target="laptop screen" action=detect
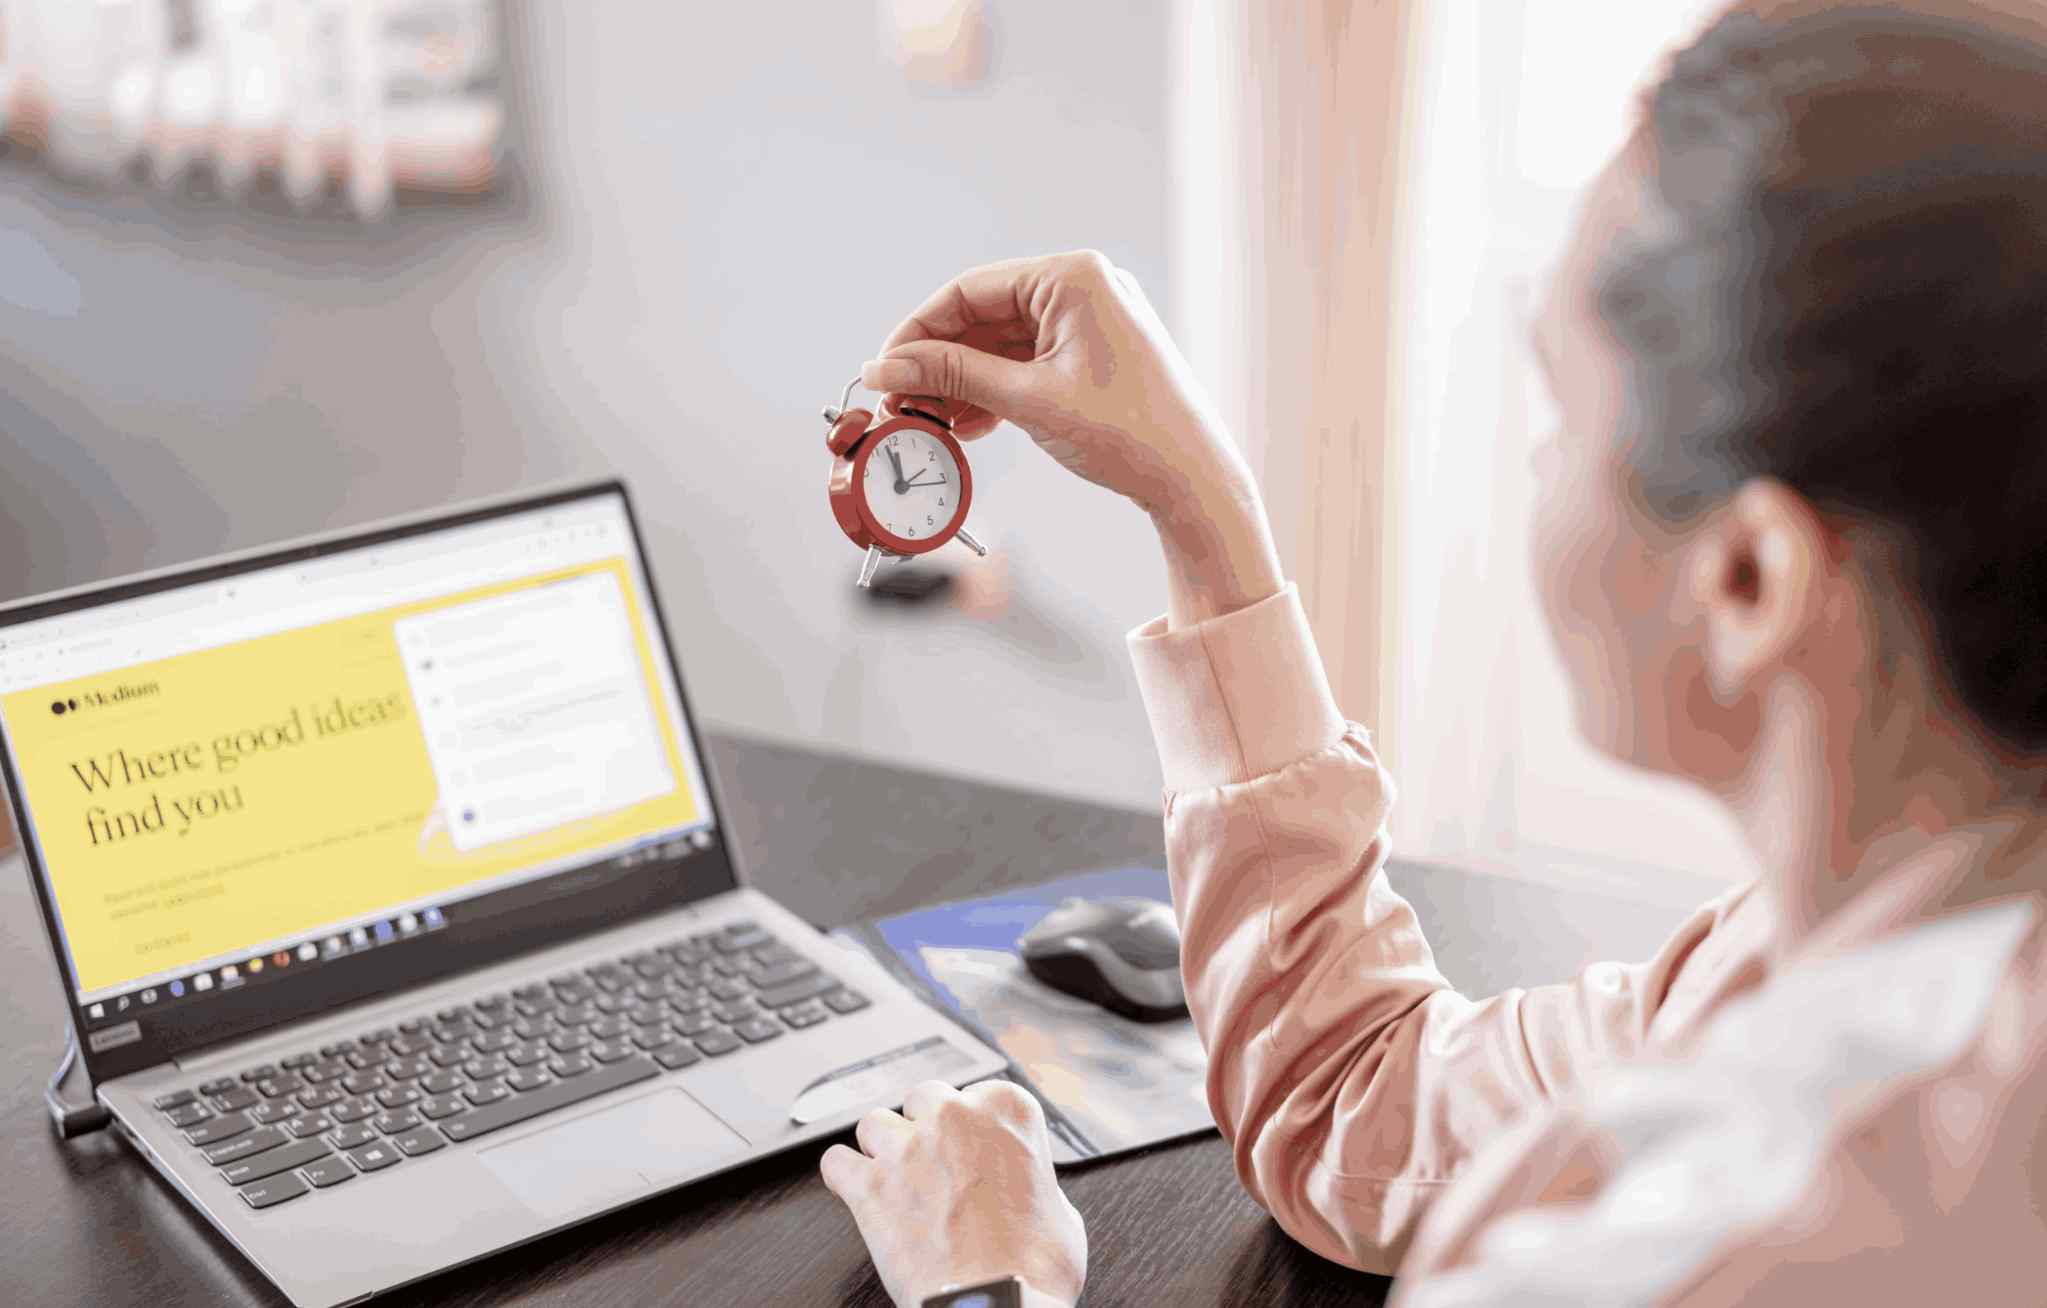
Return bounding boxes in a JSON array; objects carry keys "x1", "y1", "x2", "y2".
[{"x1": 0, "y1": 485, "x2": 735, "y2": 1072}]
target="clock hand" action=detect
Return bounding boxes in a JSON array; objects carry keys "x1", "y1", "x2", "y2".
[
  {"x1": 900, "y1": 474, "x2": 947, "y2": 489},
  {"x1": 886, "y1": 447, "x2": 907, "y2": 493}
]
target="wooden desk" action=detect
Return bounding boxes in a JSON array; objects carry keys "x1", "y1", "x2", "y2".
[{"x1": 0, "y1": 732, "x2": 1698, "y2": 1306}]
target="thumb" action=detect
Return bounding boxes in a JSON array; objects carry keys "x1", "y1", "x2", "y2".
[{"x1": 862, "y1": 340, "x2": 1041, "y2": 425}]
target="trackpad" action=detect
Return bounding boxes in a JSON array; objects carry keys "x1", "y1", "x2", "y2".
[{"x1": 478, "y1": 1088, "x2": 748, "y2": 1221}]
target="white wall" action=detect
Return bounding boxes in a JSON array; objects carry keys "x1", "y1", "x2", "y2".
[{"x1": 0, "y1": 5, "x2": 1178, "y2": 812}]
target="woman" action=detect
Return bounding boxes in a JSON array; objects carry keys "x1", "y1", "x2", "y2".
[{"x1": 815, "y1": 1, "x2": 2047, "y2": 1303}]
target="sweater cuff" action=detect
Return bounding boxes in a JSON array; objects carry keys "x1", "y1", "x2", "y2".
[{"x1": 1126, "y1": 584, "x2": 1347, "y2": 792}]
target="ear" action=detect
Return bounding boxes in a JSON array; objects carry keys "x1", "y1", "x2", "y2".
[{"x1": 1691, "y1": 479, "x2": 1830, "y2": 702}]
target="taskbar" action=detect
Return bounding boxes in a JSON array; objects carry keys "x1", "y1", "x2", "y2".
[{"x1": 77, "y1": 825, "x2": 718, "y2": 1027}]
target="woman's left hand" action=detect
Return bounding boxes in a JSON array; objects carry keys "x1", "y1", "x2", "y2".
[{"x1": 820, "y1": 1078, "x2": 1086, "y2": 1308}]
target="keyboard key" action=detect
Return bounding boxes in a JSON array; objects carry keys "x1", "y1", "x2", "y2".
[
  {"x1": 165, "y1": 1102, "x2": 214, "y2": 1129},
  {"x1": 421, "y1": 1070, "x2": 463, "y2": 1095},
  {"x1": 435, "y1": 1007, "x2": 465, "y2": 1024},
  {"x1": 505, "y1": 1043, "x2": 550, "y2": 1068},
  {"x1": 549, "y1": 1055, "x2": 593, "y2": 1078},
  {"x1": 344, "y1": 1050, "x2": 381, "y2": 1071},
  {"x1": 693, "y1": 1030, "x2": 742, "y2": 1057},
  {"x1": 341, "y1": 1071, "x2": 385, "y2": 1095},
  {"x1": 211, "y1": 1087, "x2": 260, "y2": 1113},
  {"x1": 472, "y1": 1030, "x2": 516, "y2": 1054},
  {"x1": 186, "y1": 1112, "x2": 255, "y2": 1146},
  {"x1": 301, "y1": 1061, "x2": 348, "y2": 1084},
  {"x1": 250, "y1": 1101, "x2": 295, "y2": 1126},
  {"x1": 714, "y1": 927, "x2": 772, "y2": 953},
  {"x1": 199, "y1": 1076, "x2": 239, "y2": 1096},
  {"x1": 712, "y1": 1001, "x2": 758, "y2": 1025},
  {"x1": 440, "y1": 1056, "x2": 659, "y2": 1144},
  {"x1": 505, "y1": 1067, "x2": 552, "y2": 1093},
  {"x1": 555, "y1": 1005, "x2": 598, "y2": 1028},
  {"x1": 329, "y1": 1098, "x2": 376, "y2": 1124},
  {"x1": 392, "y1": 1126, "x2": 446, "y2": 1157},
  {"x1": 204, "y1": 1126, "x2": 289, "y2": 1166},
  {"x1": 385, "y1": 1056, "x2": 434, "y2": 1081},
  {"x1": 631, "y1": 1026, "x2": 678, "y2": 1051},
  {"x1": 280, "y1": 1052, "x2": 317, "y2": 1071},
  {"x1": 708, "y1": 978, "x2": 748, "y2": 1001},
  {"x1": 784, "y1": 1005, "x2": 829, "y2": 1030},
  {"x1": 397, "y1": 1018, "x2": 427, "y2": 1034},
  {"x1": 589, "y1": 1016, "x2": 632, "y2": 1039},
  {"x1": 823, "y1": 989, "x2": 871, "y2": 1014},
  {"x1": 255, "y1": 1075, "x2": 304, "y2": 1099},
  {"x1": 348, "y1": 1142, "x2": 402, "y2": 1172},
  {"x1": 297, "y1": 1087, "x2": 345, "y2": 1110},
  {"x1": 428, "y1": 1044, "x2": 468, "y2": 1068},
  {"x1": 750, "y1": 958, "x2": 819, "y2": 989},
  {"x1": 328, "y1": 1124, "x2": 379, "y2": 1151},
  {"x1": 221, "y1": 1137, "x2": 331, "y2": 1186},
  {"x1": 418, "y1": 1095, "x2": 468, "y2": 1121},
  {"x1": 464, "y1": 1081, "x2": 512, "y2": 1107},
  {"x1": 589, "y1": 1039, "x2": 635, "y2": 1064},
  {"x1": 512, "y1": 983, "x2": 549, "y2": 1001},
  {"x1": 546, "y1": 1030, "x2": 591, "y2": 1054},
  {"x1": 676, "y1": 1013, "x2": 718, "y2": 1037},
  {"x1": 239, "y1": 1173, "x2": 310, "y2": 1210},
  {"x1": 283, "y1": 1113, "x2": 334, "y2": 1139},
  {"x1": 299, "y1": 1155, "x2": 356, "y2": 1188},
  {"x1": 362, "y1": 1026, "x2": 397, "y2": 1045},
  {"x1": 461, "y1": 1057, "x2": 509, "y2": 1081},
  {"x1": 371, "y1": 1109, "x2": 421, "y2": 1135},
  {"x1": 653, "y1": 1044, "x2": 702, "y2": 1071},
  {"x1": 755, "y1": 973, "x2": 839, "y2": 1010},
  {"x1": 154, "y1": 1089, "x2": 197, "y2": 1112},
  {"x1": 734, "y1": 1017, "x2": 783, "y2": 1044},
  {"x1": 389, "y1": 1034, "x2": 433, "y2": 1056},
  {"x1": 239, "y1": 1064, "x2": 280, "y2": 1083},
  {"x1": 376, "y1": 1085, "x2": 422, "y2": 1109},
  {"x1": 319, "y1": 1041, "x2": 356, "y2": 1058}
]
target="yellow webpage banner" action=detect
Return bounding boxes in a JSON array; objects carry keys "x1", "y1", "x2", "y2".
[{"x1": 5, "y1": 558, "x2": 700, "y2": 994}]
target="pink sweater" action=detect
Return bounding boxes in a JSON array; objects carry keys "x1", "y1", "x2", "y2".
[{"x1": 1127, "y1": 585, "x2": 2047, "y2": 1305}]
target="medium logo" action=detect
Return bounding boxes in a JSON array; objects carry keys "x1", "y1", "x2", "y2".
[{"x1": 51, "y1": 680, "x2": 160, "y2": 716}]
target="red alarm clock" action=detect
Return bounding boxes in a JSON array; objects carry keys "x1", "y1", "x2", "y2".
[{"x1": 822, "y1": 376, "x2": 989, "y2": 587}]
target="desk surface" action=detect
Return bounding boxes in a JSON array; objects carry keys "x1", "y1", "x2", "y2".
[{"x1": 0, "y1": 732, "x2": 1701, "y2": 1307}]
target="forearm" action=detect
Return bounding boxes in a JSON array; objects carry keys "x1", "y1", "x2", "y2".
[
  {"x1": 1021, "y1": 1283, "x2": 1073, "y2": 1308},
  {"x1": 1149, "y1": 458, "x2": 1286, "y2": 631}
]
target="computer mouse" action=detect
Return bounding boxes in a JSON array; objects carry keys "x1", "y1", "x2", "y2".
[{"x1": 1018, "y1": 895, "x2": 1188, "y2": 1022}]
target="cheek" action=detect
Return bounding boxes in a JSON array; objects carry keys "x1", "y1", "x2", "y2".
[{"x1": 1530, "y1": 461, "x2": 1671, "y2": 760}]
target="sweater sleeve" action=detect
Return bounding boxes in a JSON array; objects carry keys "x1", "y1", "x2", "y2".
[{"x1": 1128, "y1": 584, "x2": 1748, "y2": 1275}]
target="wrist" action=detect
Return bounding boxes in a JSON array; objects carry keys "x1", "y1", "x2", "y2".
[{"x1": 1151, "y1": 477, "x2": 1284, "y2": 629}]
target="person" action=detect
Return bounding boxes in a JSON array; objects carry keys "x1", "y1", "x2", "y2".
[{"x1": 813, "y1": 1, "x2": 2047, "y2": 1303}]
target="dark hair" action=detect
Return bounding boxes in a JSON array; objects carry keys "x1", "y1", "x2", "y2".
[{"x1": 1598, "y1": 0, "x2": 2047, "y2": 754}]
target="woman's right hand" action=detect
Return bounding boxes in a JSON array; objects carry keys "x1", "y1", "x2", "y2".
[{"x1": 861, "y1": 251, "x2": 1285, "y2": 625}]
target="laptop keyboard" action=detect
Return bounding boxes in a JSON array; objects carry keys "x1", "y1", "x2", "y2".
[{"x1": 146, "y1": 921, "x2": 870, "y2": 1211}]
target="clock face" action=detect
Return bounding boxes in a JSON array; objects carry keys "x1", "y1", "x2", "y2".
[{"x1": 860, "y1": 425, "x2": 963, "y2": 546}]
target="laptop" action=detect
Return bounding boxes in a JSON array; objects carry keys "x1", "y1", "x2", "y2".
[{"x1": 0, "y1": 480, "x2": 1007, "y2": 1307}]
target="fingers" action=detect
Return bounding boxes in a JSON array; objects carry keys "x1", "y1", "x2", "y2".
[
  {"x1": 818, "y1": 1142, "x2": 870, "y2": 1199},
  {"x1": 962, "y1": 1079, "x2": 1048, "y2": 1149},
  {"x1": 855, "y1": 1106, "x2": 914, "y2": 1160},
  {"x1": 875, "y1": 255, "x2": 1051, "y2": 356},
  {"x1": 861, "y1": 341, "x2": 1040, "y2": 427},
  {"x1": 901, "y1": 1078, "x2": 958, "y2": 1122}
]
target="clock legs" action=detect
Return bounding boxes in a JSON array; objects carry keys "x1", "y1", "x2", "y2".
[
  {"x1": 856, "y1": 544, "x2": 886, "y2": 588},
  {"x1": 955, "y1": 527, "x2": 988, "y2": 557}
]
